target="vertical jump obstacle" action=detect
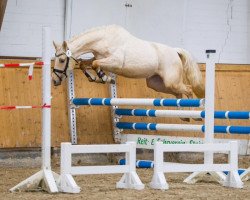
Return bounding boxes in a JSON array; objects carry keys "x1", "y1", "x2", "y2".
[
  {"x1": 150, "y1": 141, "x2": 241, "y2": 189},
  {"x1": 57, "y1": 142, "x2": 144, "y2": 193},
  {"x1": 10, "y1": 27, "x2": 59, "y2": 193}
]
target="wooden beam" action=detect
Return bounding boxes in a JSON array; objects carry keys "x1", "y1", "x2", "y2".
[{"x1": 0, "y1": 0, "x2": 7, "y2": 31}]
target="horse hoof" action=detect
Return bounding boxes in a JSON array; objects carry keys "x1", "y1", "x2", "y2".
[
  {"x1": 110, "y1": 79, "x2": 115, "y2": 84},
  {"x1": 180, "y1": 118, "x2": 190, "y2": 122}
]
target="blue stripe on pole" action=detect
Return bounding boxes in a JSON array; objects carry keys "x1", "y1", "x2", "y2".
[
  {"x1": 201, "y1": 111, "x2": 205, "y2": 118},
  {"x1": 228, "y1": 111, "x2": 249, "y2": 119},
  {"x1": 118, "y1": 159, "x2": 154, "y2": 168},
  {"x1": 228, "y1": 126, "x2": 250, "y2": 134},
  {"x1": 214, "y1": 111, "x2": 227, "y2": 119},
  {"x1": 134, "y1": 123, "x2": 148, "y2": 130},
  {"x1": 72, "y1": 98, "x2": 90, "y2": 105},
  {"x1": 161, "y1": 99, "x2": 178, "y2": 106},
  {"x1": 90, "y1": 98, "x2": 104, "y2": 105},
  {"x1": 137, "y1": 160, "x2": 154, "y2": 168},
  {"x1": 148, "y1": 110, "x2": 156, "y2": 117},
  {"x1": 214, "y1": 126, "x2": 228, "y2": 133},
  {"x1": 179, "y1": 99, "x2": 202, "y2": 107},
  {"x1": 118, "y1": 159, "x2": 126, "y2": 165},
  {"x1": 115, "y1": 109, "x2": 133, "y2": 115},
  {"x1": 134, "y1": 109, "x2": 148, "y2": 116},
  {"x1": 116, "y1": 122, "x2": 157, "y2": 130},
  {"x1": 201, "y1": 125, "x2": 205, "y2": 132},
  {"x1": 153, "y1": 99, "x2": 161, "y2": 106},
  {"x1": 116, "y1": 122, "x2": 134, "y2": 129},
  {"x1": 134, "y1": 123, "x2": 157, "y2": 130},
  {"x1": 104, "y1": 98, "x2": 111, "y2": 105}
]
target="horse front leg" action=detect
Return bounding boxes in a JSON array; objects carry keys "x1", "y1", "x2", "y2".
[
  {"x1": 84, "y1": 69, "x2": 105, "y2": 83},
  {"x1": 92, "y1": 58, "x2": 119, "y2": 84},
  {"x1": 79, "y1": 58, "x2": 107, "y2": 84}
]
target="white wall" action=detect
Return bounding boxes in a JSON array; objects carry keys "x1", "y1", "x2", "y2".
[
  {"x1": 0, "y1": 0, "x2": 65, "y2": 57},
  {"x1": 67, "y1": 0, "x2": 250, "y2": 64},
  {"x1": 0, "y1": 0, "x2": 249, "y2": 64},
  {"x1": 184, "y1": 0, "x2": 250, "y2": 63}
]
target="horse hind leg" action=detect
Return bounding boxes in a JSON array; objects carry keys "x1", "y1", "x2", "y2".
[
  {"x1": 173, "y1": 84, "x2": 203, "y2": 122},
  {"x1": 161, "y1": 75, "x2": 195, "y2": 122},
  {"x1": 146, "y1": 75, "x2": 191, "y2": 122}
]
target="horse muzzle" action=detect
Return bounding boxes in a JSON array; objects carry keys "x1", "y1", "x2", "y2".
[
  {"x1": 52, "y1": 78, "x2": 62, "y2": 86},
  {"x1": 52, "y1": 80, "x2": 62, "y2": 86}
]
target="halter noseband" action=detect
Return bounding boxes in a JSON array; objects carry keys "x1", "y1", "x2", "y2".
[{"x1": 53, "y1": 49, "x2": 78, "y2": 81}]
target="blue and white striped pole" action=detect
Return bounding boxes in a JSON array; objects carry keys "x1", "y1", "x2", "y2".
[
  {"x1": 115, "y1": 122, "x2": 250, "y2": 134},
  {"x1": 115, "y1": 109, "x2": 250, "y2": 119},
  {"x1": 72, "y1": 98, "x2": 205, "y2": 107}
]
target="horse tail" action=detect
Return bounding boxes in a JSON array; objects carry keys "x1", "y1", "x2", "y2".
[{"x1": 175, "y1": 48, "x2": 205, "y2": 98}]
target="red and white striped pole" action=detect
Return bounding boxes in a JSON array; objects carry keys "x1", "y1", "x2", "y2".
[
  {"x1": 0, "y1": 61, "x2": 43, "y2": 80},
  {"x1": 0, "y1": 104, "x2": 51, "y2": 110}
]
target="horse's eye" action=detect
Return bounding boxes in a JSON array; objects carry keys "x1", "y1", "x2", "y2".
[{"x1": 59, "y1": 58, "x2": 65, "y2": 63}]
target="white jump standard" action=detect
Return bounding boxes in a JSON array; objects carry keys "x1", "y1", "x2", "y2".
[
  {"x1": 150, "y1": 141, "x2": 243, "y2": 189},
  {"x1": 10, "y1": 27, "x2": 59, "y2": 193},
  {"x1": 58, "y1": 142, "x2": 144, "y2": 193}
]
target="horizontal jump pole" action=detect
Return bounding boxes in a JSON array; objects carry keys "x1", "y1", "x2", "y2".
[
  {"x1": 0, "y1": 62, "x2": 44, "y2": 68},
  {"x1": 0, "y1": 104, "x2": 51, "y2": 110},
  {"x1": 0, "y1": 62, "x2": 44, "y2": 80},
  {"x1": 119, "y1": 159, "x2": 154, "y2": 168},
  {"x1": 115, "y1": 109, "x2": 250, "y2": 119},
  {"x1": 72, "y1": 98, "x2": 205, "y2": 107},
  {"x1": 115, "y1": 122, "x2": 250, "y2": 134}
]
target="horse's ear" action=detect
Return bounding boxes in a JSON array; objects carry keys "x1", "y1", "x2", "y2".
[
  {"x1": 53, "y1": 41, "x2": 60, "y2": 50},
  {"x1": 62, "y1": 41, "x2": 68, "y2": 50}
]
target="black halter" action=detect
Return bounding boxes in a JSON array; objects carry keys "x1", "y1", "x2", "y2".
[{"x1": 53, "y1": 50, "x2": 78, "y2": 81}]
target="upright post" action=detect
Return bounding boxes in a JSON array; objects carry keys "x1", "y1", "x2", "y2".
[
  {"x1": 184, "y1": 50, "x2": 226, "y2": 184},
  {"x1": 10, "y1": 27, "x2": 59, "y2": 193},
  {"x1": 109, "y1": 73, "x2": 122, "y2": 143},
  {"x1": 67, "y1": 72, "x2": 77, "y2": 144},
  {"x1": 204, "y1": 50, "x2": 216, "y2": 164},
  {"x1": 42, "y1": 27, "x2": 52, "y2": 169}
]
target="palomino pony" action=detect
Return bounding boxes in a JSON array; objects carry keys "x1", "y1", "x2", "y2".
[{"x1": 52, "y1": 25, "x2": 205, "y2": 101}]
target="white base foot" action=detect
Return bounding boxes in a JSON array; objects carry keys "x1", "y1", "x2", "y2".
[
  {"x1": 149, "y1": 172, "x2": 169, "y2": 190},
  {"x1": 10, "y1": 169, "x2": 59, "y2": 193},
  {"x1": 57, "y1": 174, "x2": 81, "y2": 193},
  {"x1": 184, "y1": 171, "x2": 226, "y2": 184},
  {"x1": 116, "y1": 172, "x2": 145, "y2": 190},
  {"x1": 223, "y1": 171, "x2": 244, "y2": 188}
]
